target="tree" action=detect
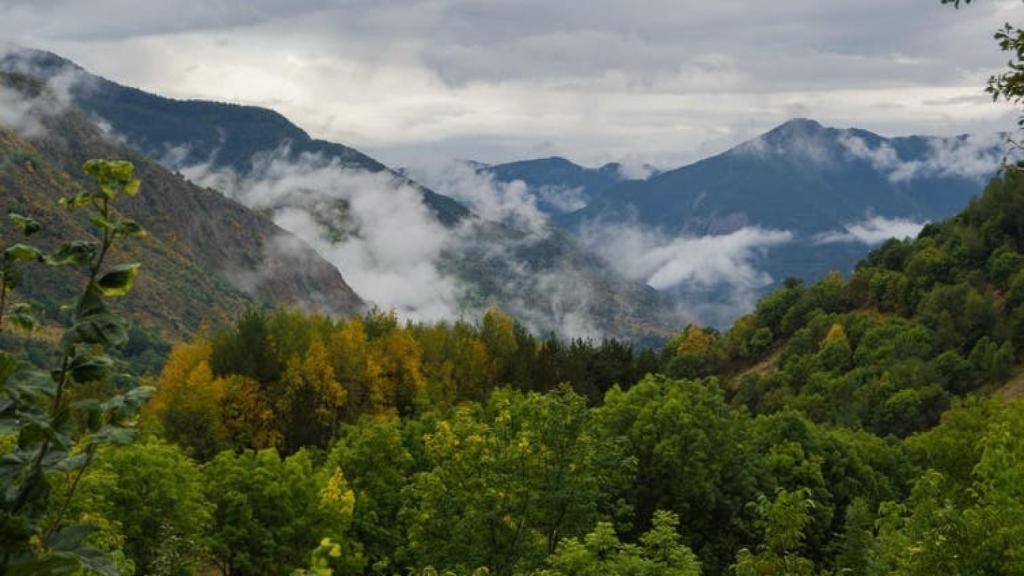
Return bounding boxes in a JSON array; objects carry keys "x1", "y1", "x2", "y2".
[
  {"x1": 145, "y1": 341, "x2": 229, "y2": 460},
  {"x1": 326, "y1": 416, "x2": 414, "y2": 573},
  {"x1": 732, "y1": 489, "x2": 817, "y2": 576},
  {"x1": 70, "y1": 440, "x2": 212, "y2": 575},
  {"x1": 592, "y1": 376, "x2": 759, "y2": 574},
  {"x1": 538, "y1": 511, "x2": 700, "y2": 576},
  {"x1": 402, "y1": 387, "x2": 627, "y2": 576},
  {"x1": 278, "y1": 337, "x2": 347, "y2": 453},
  {"x1": 204, "y1": 449, "x2": 356, "y2": 576}
]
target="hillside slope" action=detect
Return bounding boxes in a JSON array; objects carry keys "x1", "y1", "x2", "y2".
[
  {"x1": 0, "y1": 73, "x2": 363, "y2": 337},
  {"x1": 1, "y1": 48, "x2": 676, "y2": 341},
  {"x1": 0, "y1": 48, "x2": 469, "y2": 226},
  {"x1": 661, "y1": 167, "x2": 1024, "y2": 436}
]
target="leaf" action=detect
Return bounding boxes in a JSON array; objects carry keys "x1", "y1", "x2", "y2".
[
  {"x1": 45, "y1": 524, "x2": 120, "y2": 576},
  {"x1": 3, "y1": 244, "x2": 43, "y2": 264},
  {"x1": 83, "y1": 159, "x2": 137, "y2": 202},
  {"x1": 113, "y1": 219, "x2": 146, "y2": 238},
  {"x1": 5, "y1": 369, "x2": 56, "y2": 402},
  {"x1": 57, "y1": 191, "x2": 93, "y2": 210},
  {"x1": 89, "y1": 425, "x2": 137, "y2": 447},
  {"x1": 74, "y1": 284, "x2": 107, "y2": 319},
  {"x1": 69, "y1": 353, "x2": 113, "y2": 383},
  {"x1": 88, "y1": 214, "x2": 115, "y2": 232},
  {"x1": 102, "y1": 385, "x2": 153, "y2": 422},
  {"x1": 8, "y1": 213, "x2": 41, "y2": 237},
  {"x1": 123, "y1": 179, "x2": 141, "y2": 197},
  {"x1": 68, "y1": 312, "x2": 128, "y2": 348},
  {"x1": 96, "y1": 264, "x2": 140, "y2": 297},
  {"x1": 46, "y1": 241, "x2": 97, "y2": 266},
  {"x1": 5, "y1": 555, "x2": 82, "y2": 575}
]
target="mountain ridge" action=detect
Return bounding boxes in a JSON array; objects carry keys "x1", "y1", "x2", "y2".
[{"x1": 0, "y1": 71, "x2": 364, "y2": 337}]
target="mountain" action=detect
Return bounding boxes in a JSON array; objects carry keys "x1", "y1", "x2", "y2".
[
  {"x1": 1, "y1": 48, "x2": 675, "y2": 341},
  {"x1": 0, "y1": 48, "x2": 468, "y2": 226},
  {"x1": 0, "y1": 72, "x2": 363, "y2": 338},
  {"x1": 567, "y1": 118, "x2": 996, "y2": 236},
  {"x1": 468, "y1": 119, "x2": 1001, "y2": 326},
  {"x1": 473, "y1": 157, "x2": 642, "y2": 220}
]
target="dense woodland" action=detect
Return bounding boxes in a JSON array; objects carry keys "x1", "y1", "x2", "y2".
[
  {"x1": 2, "y1": 2, "x2": 1024, "y2": 575},
  {"x1": 1, "y1": 163, "x2": 1023, "y2": 575}
]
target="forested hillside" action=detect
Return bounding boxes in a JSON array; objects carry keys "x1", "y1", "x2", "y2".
[{"x1": 3, "y1": 163, "x2": 1019, "y2": 575}]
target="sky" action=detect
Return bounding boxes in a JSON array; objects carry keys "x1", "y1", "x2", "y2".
[{"x1": 0, "y1": 0, "x2": 1020, "y2": 169}]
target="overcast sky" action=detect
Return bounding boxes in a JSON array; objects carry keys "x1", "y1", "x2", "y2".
[{"x1": 1, "y1": 0, "x2": 1020, "y2": 168}]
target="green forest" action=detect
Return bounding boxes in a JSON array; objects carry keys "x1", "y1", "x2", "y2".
[{"x1": 3, "y1": 2, "x2": 1024, "y2": 576}]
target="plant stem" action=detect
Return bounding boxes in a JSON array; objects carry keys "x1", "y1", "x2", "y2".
[
  {"x1": 0, "y1": 279, "x2": 7, "y2": 330},
  {"x1": 44, "y1": 445, "x2": 96, "y2": 538},
  {"x1": 16, "y1": 198, "x2": 115, "y2": 516}
]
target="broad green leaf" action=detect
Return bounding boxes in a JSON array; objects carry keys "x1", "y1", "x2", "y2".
[
  {"x1": 89, "y1": 425, "x2": 137, "y2": 447},
  {"x1": 114, "y1": 219, "x2": 146, "y2": 238},
  {"x1": 69, "y1": 353, "x2": 113, "y2": 383},
  {"x1": 123, "y1": 179, "x2": 141, "y2": 196},
  {"x1": 97, "y1": 264, "x2": 140, "y2": 297},
  {"x1": 8, "y1": 213, "x2": 41, "y2": 237},
  {"x1": 74, "y1": 284, "x2": 107, "y2": 319},
  {"x1": 88, "y1": 214, "x2": 115, "y2": 232},
  {"x1": 102, "y1": 385, "x2": 153, "y2": 421},
  {"x1": 3, "y1": 244, "x2": 43, "y2": 264},
  {"x1": 46, "y1": 241, "x2": 97, "y2": 266},
  {"x1": 58, "y1": 191, "x2": 93, "y2": 210},
  {"x1": 46, "y1": 524, "x2": 120, "y2": 576},
  {"x1": 6, "y1": 555, "x2": 83, "y2": 576},
  {"x1": 68, "y1": 312, "x2": 128, "y2": 348}
]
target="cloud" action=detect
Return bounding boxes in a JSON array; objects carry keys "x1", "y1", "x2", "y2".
[
  {"x1": 838, "y1": 132, "x2": 1005, "y2": 182},
  {"x1": 177, "y1": 150, "x2": 635, "y2": 339},
  {"x1": 814, "y1": 215, "x2": 926, "y2": 245},
  {"x1": 536, "y1": 185, "x2": 588, "y2": 213},
  {"x1": 0, "y1": 55, "x2": 86, "y2": 137},
  {"x1": 0, "y1": 1, "x2": 1015, "y2": 167},
  {"x1": 406, "y1": 160, "x2": 551, "y2": 236},
  {"x1": 181, "y1": 149, "x2": 461, "y2": 322},
  {"x1": 579, "y1": 220, "x2": 793, "y2": 325},
  {"x1": 585, "y1": 224, "x2": 793, "y2": 290},
  {"x1": 615, "y1": 160, "x2": 656, "y2": 181}
]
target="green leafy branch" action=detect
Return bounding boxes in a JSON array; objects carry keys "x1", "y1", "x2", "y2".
[{"x1": 0, "y1": 159, "x2": 152, "y2": 575}]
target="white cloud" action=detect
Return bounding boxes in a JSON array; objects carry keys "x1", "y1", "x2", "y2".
[
  {"x1": 838, "y1": 132, "x2": 1005, "y2": 182},
  {"x1": 536, "y1": 185, "x2": 588, "y2": 213},
  {"x1": 616, "y1": 160, "x2": 656, "y2": 181},
  {"x1": 0, "y1": 59, "x2": 84, "y2": 137},
  {"x1": 406, "y1": 160, "x2": 551, "y2": 236},
  {"x1": 814, "y1": 215, "x2": 927, "y2": 245},
  {"x1": 181, "y1": 150, "x2": 461, "y2": 322}
]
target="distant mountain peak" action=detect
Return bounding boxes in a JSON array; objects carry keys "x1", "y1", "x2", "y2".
[
  {"x1": 774, "y1": 117, "x2": 825, "y2": 131},
  {"x1": 761, "y1": 118, "x2": 831, "y2": 146}
]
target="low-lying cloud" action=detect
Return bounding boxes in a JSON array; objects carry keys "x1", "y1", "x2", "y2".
[
  {"x1": 181, "y1": 150, "x2": 462, "y2": 323},
  {"x1": 406, "y1": 160, "x2": 551, "y2": 236},
  {"x1": 579, "y1": 220, "x2": 793, "y2": 325},
  {"x1": 176, "y1": 150, "x2": 636, "y2": 339},
  {"x1": 814, "y1": 215, "x2": 926, "y2": 246},
  {"x1": 0, "y1": 46, "x2": 103, "y2": 138},
  {"x1": 583, "y1": 223, "x2": 793, "y2": 290},
  {"x1": 839, "y1": 132, "x2": 1005, "y2": 182}
]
